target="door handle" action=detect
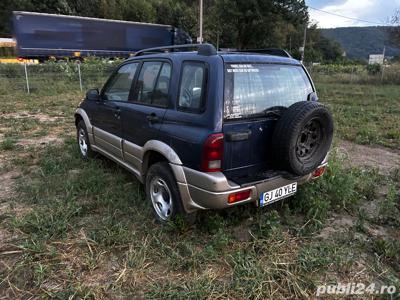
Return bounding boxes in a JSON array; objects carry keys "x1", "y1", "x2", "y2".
[
  {"x1": 114, "y1": 107, "x2": 121, "y2": 119},
  {"x1": 146, "y1": 113, "x2": 159, "y2": 123}
]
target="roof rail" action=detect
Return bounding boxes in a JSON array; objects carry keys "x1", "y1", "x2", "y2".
[
  {"x1": 134, "y1": 43, "x2": 217, "y2": 57},
  {"x1": 239, "y1": 48, "x2": 292, "y2": 58}
]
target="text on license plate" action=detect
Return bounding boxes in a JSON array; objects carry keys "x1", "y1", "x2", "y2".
[{"x1": 260, "y1": 182, "x2": 297, "y2": 207}]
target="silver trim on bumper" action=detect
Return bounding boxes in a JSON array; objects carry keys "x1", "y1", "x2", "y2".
[
  {"x1": 182, "y1": 167, "x2": 316, "y2": 210},
  {"x1": 180, "y1": 151, "x2": 331, "y2": 211}
]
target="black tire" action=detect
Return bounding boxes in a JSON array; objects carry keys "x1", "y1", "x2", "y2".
[
  {"x1": 76, "y1": 120, "x2": 95, "y2": 159},
  {"x1": 145, "y1": 162, "x2": 195, "y2": 223},
  {"x1": 272, "y1": 101, "x2": 333, "y2": 176}
]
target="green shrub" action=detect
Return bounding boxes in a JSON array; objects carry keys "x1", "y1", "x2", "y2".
[
  {"x1": 252, "y1": 210, "x2": 282, "y2": 238},
  {"x1": 366, "y1": 63, "x2": 382, "y2": 75}
]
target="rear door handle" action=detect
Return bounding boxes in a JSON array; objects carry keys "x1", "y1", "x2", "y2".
[
  {"x1": 113, "y1": 107, "x2": 121, "y2": 119},
  {"x1": 146, "y1": 113, "x2": 159, "y2": 123}
]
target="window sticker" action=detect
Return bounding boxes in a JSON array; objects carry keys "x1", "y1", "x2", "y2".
[{"x1": 226, "y1": 64, "x2": 259, "y2": 73}]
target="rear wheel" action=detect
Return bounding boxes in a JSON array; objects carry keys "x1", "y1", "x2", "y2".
[{"x1": 146, "y1": 162, "x2": 195, "y2": 223}]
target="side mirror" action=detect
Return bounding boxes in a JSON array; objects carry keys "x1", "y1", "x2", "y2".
[{"x1": 86, "y1": 89, "x2": 100, "y2": 101}]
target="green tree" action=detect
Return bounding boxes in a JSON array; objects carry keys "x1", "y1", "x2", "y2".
[
  {"x1": 304, "y1": 24, "x2": 344, "y2": 62},
  {"x1": 120, "y1": 0, "x2": 156, "y2": 22},
  {"x1": 205, "y1": 0, "x2": 308, "y2": 49},
  {"x1": 0, "y1": 0, "x2": 74, "y2": 36},
  {"x1": 65, "y1": 0, "x2": 102, "y2": 17},
  {"x1": 153, "y1": 0, "x2": 197, "y2": 37}
]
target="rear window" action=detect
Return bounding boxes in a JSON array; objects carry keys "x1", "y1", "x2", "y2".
[{"x1": 224, "y1": 63, "x2": 313, "y2": 119}]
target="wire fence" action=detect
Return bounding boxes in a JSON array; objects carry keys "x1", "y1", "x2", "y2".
[{"x1": 0, "y1": 61, "x2": 117, "y2": 95}]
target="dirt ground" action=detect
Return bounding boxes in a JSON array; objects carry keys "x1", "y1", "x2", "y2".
[{"x1": 337, "y1": 140, "x2": 400, "y2": 175}]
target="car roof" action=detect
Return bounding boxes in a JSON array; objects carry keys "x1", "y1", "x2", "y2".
[{"x1": 125, "y1": 51, "x2": 301, "y2": 65}]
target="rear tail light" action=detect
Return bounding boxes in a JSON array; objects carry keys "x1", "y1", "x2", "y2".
[
  {"x1": 201, "y1": 133, "x2": 224, "y2": 172},
  {"x1": 312, "y1": 166, "x2": 326, "y2": 178},
  {"x1": 228, "y1": 189, "x2": 252, "y2": 204}
]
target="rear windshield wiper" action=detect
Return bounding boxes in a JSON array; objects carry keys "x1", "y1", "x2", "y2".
[
  {"x1": 261, "y1": 106, "x2": 285, "y2": 117},
  {"x1": 263, "y1": 110, "x2": 281, "y2": 117}
]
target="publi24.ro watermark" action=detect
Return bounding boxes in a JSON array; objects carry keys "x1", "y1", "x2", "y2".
[{"x1": 316, "y1": 282, "x2": 397, "y2": 296}]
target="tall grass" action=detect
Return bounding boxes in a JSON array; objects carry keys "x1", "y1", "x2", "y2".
[{"x1": 308, "y1": 63, "x2": 400, "y2": 85}]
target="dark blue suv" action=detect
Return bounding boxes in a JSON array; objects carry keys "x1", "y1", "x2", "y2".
[{"x1": 75, "y1": 44, "x2": 333, "y2": 222}]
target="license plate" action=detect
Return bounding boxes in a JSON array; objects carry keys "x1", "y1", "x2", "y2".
[{"x1": 259, "y1": 182, "x2": 297, "y2": 207}]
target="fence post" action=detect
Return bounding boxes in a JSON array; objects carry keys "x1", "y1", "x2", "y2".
[
  {"x1": 24, "y1": 62, "x2": 30, "y2": 94},
  {"x1": 350, "y1": 66, "x2": 354, "y2": 83},
  {"x1": 77, "y1": 61, "x2": 83, "y2": 92}
]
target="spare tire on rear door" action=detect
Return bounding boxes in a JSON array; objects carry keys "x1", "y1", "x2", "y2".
[{"x1": 272, "y1": 101, "x2": 333, "y2": 176}]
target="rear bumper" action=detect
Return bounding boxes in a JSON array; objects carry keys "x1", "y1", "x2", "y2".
[
  {"x1": 175, "y1": 154, "x2": 329, "y2": 213},
  {"x1": 182, "y1": 167, "x2": 312, "y2": 210}
]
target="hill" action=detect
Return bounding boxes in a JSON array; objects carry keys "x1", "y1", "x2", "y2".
[{"x1": 321, "y1": 26, "x2": 400, "y2": 60}]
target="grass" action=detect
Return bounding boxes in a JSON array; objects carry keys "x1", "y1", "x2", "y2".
[
  {"x1": 312, "y1": 73, "x2": 400, "y2": 148},
  {"x1": 2, "y1": 141, "x2": 397, "y2": 298},
  {"x1": 377, "y1": 184, "x2": 400, "y2": 227},
  {"x1": 0, "y1": 64, "x2": 399, "y2": 298},
  {"x1": 0, "y1": 137, "x2": 17, "y2": 150}
]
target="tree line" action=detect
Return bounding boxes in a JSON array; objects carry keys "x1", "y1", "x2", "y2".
[
  {"x1": 0, "y1": 0, "x2": 344, "y2": 62},
  {"x1": 391, "y1": 9, "x2": 400, "y2": 47}
]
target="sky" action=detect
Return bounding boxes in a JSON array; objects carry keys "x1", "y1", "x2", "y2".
[{"x1": 305, "y1": 0, "x2": 400, "y2": 28}]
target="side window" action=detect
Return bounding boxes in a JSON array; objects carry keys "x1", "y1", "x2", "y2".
[
  {"x1": 134, "y1": 61, "x2": 171, "y2": 106},
  {"x1": 103, "y1": 63, "x2": 138, "y2": 101},
  {"x1": 178, "y1": 62, "x2": 206, "y2": 111},
  {"x1": 152, "y1": 63, "x2": 171, "y2": 106}
]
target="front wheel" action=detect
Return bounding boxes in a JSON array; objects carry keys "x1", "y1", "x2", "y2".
[
  {"x1": 145, "y1": 162, "x2": 194, "y2": 223},
  {"x1": 76, "y1": 120, "x2": 95, "y2": 159}
]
